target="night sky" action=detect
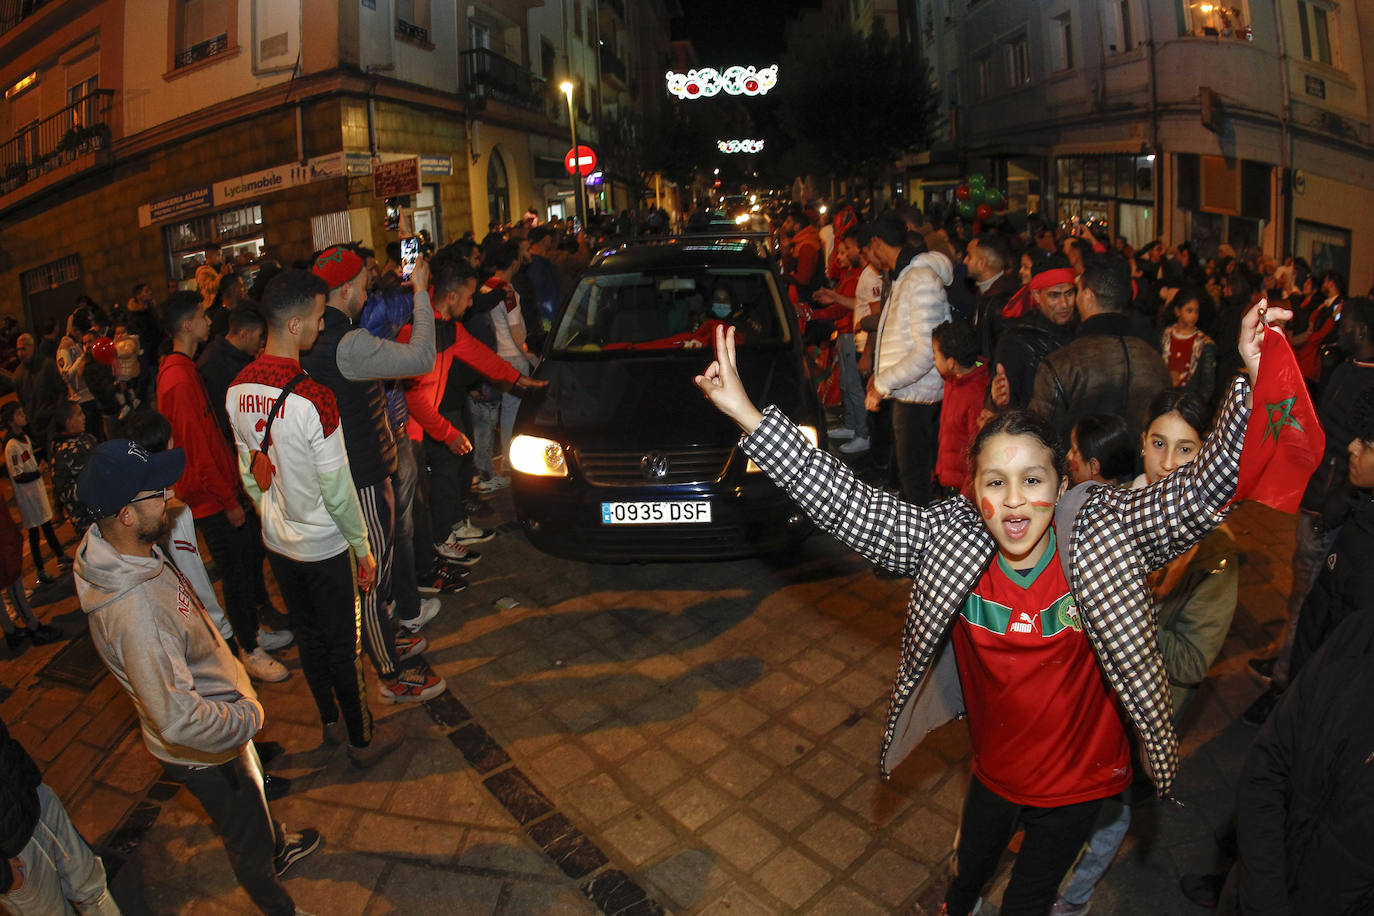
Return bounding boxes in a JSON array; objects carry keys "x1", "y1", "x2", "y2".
[{"x1": 672, "y1": 0, "x2": 816, "y2": 65}]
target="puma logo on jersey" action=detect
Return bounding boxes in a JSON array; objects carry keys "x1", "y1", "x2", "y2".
[{"x1": 1010, "y1": 611, "x2": 1037, "y2": 634}]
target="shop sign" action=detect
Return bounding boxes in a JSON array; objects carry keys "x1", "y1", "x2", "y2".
[
  {"x1": 215, "y1": 162, "x2": 311, "y2": 204},
  {"x1": 346, "y1": 152, "x2": 374, "y2": 176},
  {"x1": 139, "y1": 187, "x2": 213, "y2": 226},
  {"x1": 306, "y1": 152, "x2": 347, "y2": 181},
  {"x1": 374, "y1": 156, "x2": 421, "y2": 199},
  {"x1": 419, "y1": 155, "x2": 452, "y2": 176}
]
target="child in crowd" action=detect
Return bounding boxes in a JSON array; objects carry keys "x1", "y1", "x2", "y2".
[
  {"x1": 931, "y1": 320, "x2": 988, "y2": 495},
  {"x1": 2, "y1": 402, "x2": 71, "y2": 585},
  {"x1": 1066, "y1": 413, "x2": 1135, "y2": 487},
  {"x1": 693, "y1": 299, "x2": 1276, "y2": 916},
  {"x1": 50, "y1": 400, "x2": 99, "y2": 538},
  {"x1": 1161, "y1": 289, "x2": 1217, "y2": 401},
  {"x1": 1053, "y1": 389, "x2": 1239, "y2": 916}
]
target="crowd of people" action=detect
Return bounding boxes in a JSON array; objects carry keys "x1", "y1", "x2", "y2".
[
  {"x1": 1, "y1": 191, "x2": 1371, "y2": 914},
  {"x1": 0, "y1": 219, "x2": 577, "y2": 915},
  {"x1": 751, "y1": 201, "x2": 1374, "y2": 915}
]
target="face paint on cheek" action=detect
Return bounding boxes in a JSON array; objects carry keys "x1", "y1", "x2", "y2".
[
  {"x1": 980, "y1": 497, "x2": 995, "y2": 520},
  {"x1": 1030, "y1": 500, "x2": 1055, "y2": 513}
]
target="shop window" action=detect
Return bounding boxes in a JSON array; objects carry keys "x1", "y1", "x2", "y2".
[
  {"x1": 1005, "y1": 35, "x2": 1030, "y2": 87},
  {"x1": 20, "y1": 254, "x2": 84, "y2": 334},
  {"x1": 1053, "y1": 154, "x2": 1156, "y2": 236},
  {"x1": 171, "y1": 0, "x2": 236, "y2": 71},
  {"x1": 1051, "y1": 13, "x2": 1074, "y2": 71},
  {"x1": 163, "y1": 202, "x2": 263, "y2": 287},
  {"x1": 1297, "y1": 1, "x2": 1337, "y2": 67},
  {"x1": 487, "y1": 150, "x2": 510, "y2": 229}
]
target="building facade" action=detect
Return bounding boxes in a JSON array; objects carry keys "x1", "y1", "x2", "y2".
[
  {"x1": 0, "y1": 0, "x2": 672, "y2": 331},
  {"x1": 904, "y1": 0, "x2": 1374, "y2": 289}
]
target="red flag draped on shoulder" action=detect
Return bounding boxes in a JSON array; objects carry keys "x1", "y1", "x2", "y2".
[{"x1": 1235, "y1": 324, "x2": 1325, "y2": 512}]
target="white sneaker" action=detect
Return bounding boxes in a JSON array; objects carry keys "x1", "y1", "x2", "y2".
[
  {"x1": 257, "y1": 628, "x2": 294, "y2": 652},
  {"x1": 839, "y1": 436, "x2": 871, "y2": 454},
  {"x1": 401, "y1": 598, "x2": 442, "y2": 633},
  {"x1": 828, "y1": 426, "x2": 855, "y2": 440},
  {"x1": 434, "y1": 533, "x2": 474, "y2": 561},
  {"x1": 243, "y1": 647, "x2": 290, "y2": 682},
  {"x1": 450, "y1": 521, "x2": 495, "y2": 545},
  {"x1": 476, "y1": 475, "x2": 510, "y2": 493}
]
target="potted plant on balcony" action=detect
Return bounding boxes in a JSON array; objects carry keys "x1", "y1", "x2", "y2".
[
  {"x1": 58, "y1": 127, "x2": 82, "y2": 162},
  {"x1": 1, "y1": 161, "x2": 26, "y2": 194}
]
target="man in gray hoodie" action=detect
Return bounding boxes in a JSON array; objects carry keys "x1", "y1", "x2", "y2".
[{"x1": 73, "y1": 439, "x2": 318, "y2": 916}]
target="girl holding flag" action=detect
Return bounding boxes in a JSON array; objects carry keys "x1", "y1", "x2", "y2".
[{"x1": 694, "y1": 300, "x2": 1314, "y2": 916}]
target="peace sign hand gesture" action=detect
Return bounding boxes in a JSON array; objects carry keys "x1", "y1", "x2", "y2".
[{"x1": 694, "y1": 325, "x2": 765, "y2": 434}]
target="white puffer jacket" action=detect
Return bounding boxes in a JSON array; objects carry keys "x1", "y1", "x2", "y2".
[{"x1": 873, "y1": 251, "x2": 952, "y2": 403}]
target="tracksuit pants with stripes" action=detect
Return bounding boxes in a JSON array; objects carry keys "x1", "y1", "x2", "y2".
[{"x1": 356, "y1": 480, "x2": 399, "y2": 680}]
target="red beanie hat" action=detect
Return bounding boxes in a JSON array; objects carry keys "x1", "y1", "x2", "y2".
[{"x1": 311, "y1": 245, "x2": 365, "y2": 291}]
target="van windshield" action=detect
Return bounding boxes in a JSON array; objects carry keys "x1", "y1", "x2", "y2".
[{"x1": 551, "y1": 268, "x2": 789, "y2": 352}]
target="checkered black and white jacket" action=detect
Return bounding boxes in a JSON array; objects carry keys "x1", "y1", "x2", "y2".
[{"x1": 740, "y1": 376, "x2": 1252, "y2": 797}]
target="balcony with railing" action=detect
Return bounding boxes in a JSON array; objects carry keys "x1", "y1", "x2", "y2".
[
  {"x1": 173, "y1": 33, "x2": 231, "y2": 70},
  {"x1": 0, "y1": 0, "x2": 53, "y2": 39},
  {"x1": 0, "y1": 89, "x2": 115, "y2": 201},
  {"x1": 461, "y1": 48, "x2": 547, "y2": 113}
]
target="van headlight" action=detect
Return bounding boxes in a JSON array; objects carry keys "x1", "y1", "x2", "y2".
[
  {"x1": 509, "y1": 435, "x2": 569, "y2": 477},
  {"x1": 747, "y1": 424, "x2": 818, "y2": 472}
]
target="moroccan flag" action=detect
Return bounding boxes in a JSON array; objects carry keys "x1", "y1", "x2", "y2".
[{"x1": 1235, "y1": 325, "x2": 1325, "y2": 513}]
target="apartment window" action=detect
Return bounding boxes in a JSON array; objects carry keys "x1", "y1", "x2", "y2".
[
  {"x1": 1106, "y1": 0, "x2": 1134, "y2": 52},
  {"x1": 574, "y1": 0, "x2": 583, "y2": 38},
  {"x1": 1005, "y1": 36, "x2": 1030, "y2": 86},
  {"x1": 468, "y1": 20, "x2": 490, "y2": 50},
  {"x1": 1181, "y1": 0, "x2": 1250, "y2": 38},
  {"x1": 1052, "y1": 13, "x2": 1074, "y2": 70},
  {"x1": 974, "y1": 52, "x2": 992, "y2": 99},
  {"x1": 541, "y1": 39, "x2": 556, "y2": 78},
  {"x1": 1297, "y1": 1, "x2": 1336, "y2": 66},
  {"x1": 172, "y1": 0, "x2": 235, "y2": 70},
  {"x1": 487, "y1": 150, "x2": 510, "y2": 227}
]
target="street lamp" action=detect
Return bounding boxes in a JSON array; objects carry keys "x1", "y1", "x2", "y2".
[{"x1": 560, "y1": 80, "x2": 586, "y2": 230}]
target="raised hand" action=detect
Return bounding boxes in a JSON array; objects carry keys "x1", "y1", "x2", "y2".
[
  {"x1": 1240, "y1": 298, "x2": 1294, "y2": 383},
  {"x1": 693, "y1": 325, "x2": 764, "y2": 434},
  {"x1": 990, "y1": 363, "x2": 1010, "y2": 408}
]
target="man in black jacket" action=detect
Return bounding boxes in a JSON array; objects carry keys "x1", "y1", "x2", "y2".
[
  {"x1": 197, "y1": 304, "x2": 266, "y2": 443},
  {"x1": 1235, "y1": 606, "x2": 1374, "y2": 915},
  {"x1": 1, "y1": 717, "x2": 119, "y2": 913},
  {"x1": 1028, "y1": 254, "x2": 1171, "y2": 444},
  {"x1": 987, "y1": 254, "x2": 1078, "y2": 410},
  {"x1": 1245, "y1": 297, "x2": 1374, "y2": 721}
]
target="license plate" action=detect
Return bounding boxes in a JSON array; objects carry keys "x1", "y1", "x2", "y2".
[{"x1": 601, "y1": 501, "x2": 712, "y2": 525}]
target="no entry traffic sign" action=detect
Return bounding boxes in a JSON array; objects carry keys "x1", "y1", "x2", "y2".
[{"x1": 564, "y1": 145, "x2": 597, "y2": 177}]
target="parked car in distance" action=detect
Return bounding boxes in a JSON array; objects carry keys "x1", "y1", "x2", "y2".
[{"x1": 508, "y1": 235, "x2": 824, "y2": 561}]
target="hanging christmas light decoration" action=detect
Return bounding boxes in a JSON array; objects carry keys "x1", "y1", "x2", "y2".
[
  {"x1": 666, "y1": 64, "x2": 778, "y2": 100},
  {"x1": 717, "y1": 139, "x2": 765, "y2": 154}
]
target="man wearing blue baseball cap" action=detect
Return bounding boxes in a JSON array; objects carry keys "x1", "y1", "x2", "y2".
[{"x1": 72, "y1": 439, "x2": 320, "y2": 916}]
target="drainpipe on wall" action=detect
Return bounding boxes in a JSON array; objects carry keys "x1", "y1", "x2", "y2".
[
  {"x1": 1272, "y1": 0, "x2": 1293, "y2": 258},
  {"x1": 1145, "y1": 7, "x2": 1162, "y2": 242}
]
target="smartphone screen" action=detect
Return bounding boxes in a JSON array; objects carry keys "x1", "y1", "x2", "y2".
[{"x1": 400, "y1": 236, "x2": 420, "y2": 279}]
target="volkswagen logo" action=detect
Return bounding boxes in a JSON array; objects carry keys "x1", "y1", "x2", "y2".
[{"x1": 641, "y1": 452, "x2": 670, "y2": 479}]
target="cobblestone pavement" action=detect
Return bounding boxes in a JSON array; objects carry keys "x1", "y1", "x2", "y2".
[{"x1": 0, "y1": 489, "x2": 1296, "y2": 915}]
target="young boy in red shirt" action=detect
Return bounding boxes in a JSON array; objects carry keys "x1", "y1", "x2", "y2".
[{"x1": 932, "y1": 320, "x2": 989, "y2": 494}]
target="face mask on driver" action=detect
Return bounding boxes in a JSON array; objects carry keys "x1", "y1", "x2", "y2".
[{"x1": 711, "y1": 301, "x2": 732, "y2": 319}]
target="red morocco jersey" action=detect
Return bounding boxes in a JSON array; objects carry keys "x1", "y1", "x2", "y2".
[{"x1": 951, "y1": 531, "x2": 1132, "y2": 807}]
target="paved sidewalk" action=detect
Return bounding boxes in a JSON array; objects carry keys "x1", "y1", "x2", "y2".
[{"x1": 1, "y1": 493, "x2": 1297, "y2": 914}]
